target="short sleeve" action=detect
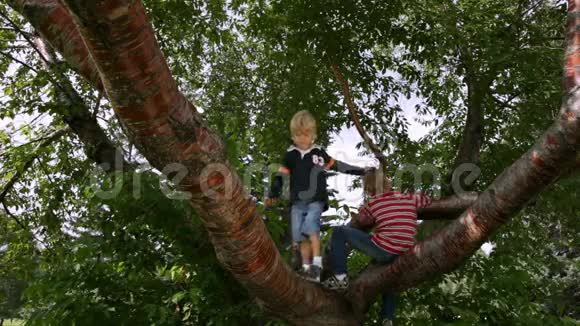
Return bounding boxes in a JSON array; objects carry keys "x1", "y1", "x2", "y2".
[
  {"x1": 414, "y1": 192, "x2": 432, "y2": 209},
  {"x1": 319, "y1": 148, "x2": 335, "y2": 169}
]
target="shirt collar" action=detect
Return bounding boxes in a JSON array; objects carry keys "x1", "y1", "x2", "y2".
[{"x1": 288, "y1": 144, "x2": 320, "y2": 158}]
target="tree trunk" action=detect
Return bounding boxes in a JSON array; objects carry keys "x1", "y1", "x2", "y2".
[{"x1": 9, "y1": 0, "x2": 580, "y2": 324}]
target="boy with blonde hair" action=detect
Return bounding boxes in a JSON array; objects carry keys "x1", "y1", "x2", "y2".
[
  {"x1": 323, "y1": 168, "x2": 432, "y2": 325},
  {"x1": 266, "y1": 110, "x2": 367, "y2": 282}
]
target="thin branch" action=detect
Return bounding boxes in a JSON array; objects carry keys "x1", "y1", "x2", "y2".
[
  {"x1": 2, "y1": 112, "x2": 47, "y2": 136},
  {"x1": 92, "y1": 92, "x2": 103, "y2": 119},
  {"x1": 0, "y1": 9, "x2": 74, "y2": 101},
  {"x1": 0, "y1": 127, "x2": 69, "y2": 203},
  {"x1": 491, "y1": 94, "x2": 518, "y2": 110},
  {"x1": 0, "y1": 50, "x2": 39, "y2": 73},
  {"x1": 521, "y1": 0, "x2": 544, "y2": 18},
  {"x1": 1, "y1": 200, "x2": 27, "y2": 231},
  {"x1": 0, "y1": 9, "x2": 51, "y2": 67},
  {"x1": 330, "y1": 63, "x2": 388, "y2": 167},
  {"x1": 2, "y1": 200, "x2": 51, "y2": 252},
  {"x1": 0, "y1": 45, "x2": 29, "y2": 50},
  {"x1": 0, "y1": 48, "x2": 67, "y2": 101},
  {"x1": 0, "y1": 114, "x2": 55, "y2": 160},
  {"x1": 0, "y1": 129, "x2": 62, "y2": 158}
]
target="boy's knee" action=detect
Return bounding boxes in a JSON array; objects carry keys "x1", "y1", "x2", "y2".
[{"x1": 333, "y1": 226, "x2": 346, "y2": 236}]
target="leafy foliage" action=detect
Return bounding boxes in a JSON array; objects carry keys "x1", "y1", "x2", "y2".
[{"x1": 0, "y1": 0, "x2": 578, "y2": 325}]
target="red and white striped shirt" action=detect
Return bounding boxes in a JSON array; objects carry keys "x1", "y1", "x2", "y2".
[{"x1": 358, "y1": 191, "x2": 432, "y2": 255}]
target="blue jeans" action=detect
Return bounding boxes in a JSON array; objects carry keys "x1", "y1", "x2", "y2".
[
  {"x1": 290, "y1": 201, "x2": 324, "y2": 242},
  {"x1": 329, "y1": 226, "x2": 398, "y2": 320}
]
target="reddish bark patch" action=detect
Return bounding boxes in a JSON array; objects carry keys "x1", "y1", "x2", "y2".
[
  {"x1": 532, "y1": 152, "x2": 545, "y2": 167},
  {"x1": 546, "y1": 134, "x2": 559, "y2": 148}
]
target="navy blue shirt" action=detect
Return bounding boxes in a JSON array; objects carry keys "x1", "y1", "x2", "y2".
[{"x1": 269, "y1": 145, "x2": 366, "y2": 207}]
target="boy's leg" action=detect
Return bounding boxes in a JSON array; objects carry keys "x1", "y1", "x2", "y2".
[
  {"x1": 321, "y1": 226, "x2": 354, "y2": 289},
  {"x1": 302, "y1": 201, "x2": 324, "y2": 265},
  {"x1": 309, "y1": 233, "x2": 321, "y2": 258},
  {"x1": 330, "y1": 226, "x2": 398, "y2": 274},
  {"x1": 380, "y1": 291, "x2": 396, "y2": 322},
  {"x1": 301, "y1": 201, "x2": 324, "y2": 281},
  {"x1": 299, "y1": 241, "x2": 312, "y2": 265},
  {"x1": 290, "y1": 202, "x2": 308, "y2": 265},
  {"x1": 328, "y1": 226, "x2": 351, "y2": 275}
]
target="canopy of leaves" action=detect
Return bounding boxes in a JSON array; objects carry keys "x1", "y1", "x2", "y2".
[{"x1": 0, "y1": 0, "x2": 578, "y2": 325}]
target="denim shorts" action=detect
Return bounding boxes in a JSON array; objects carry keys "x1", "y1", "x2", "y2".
[{"x1": 291, "y1": 201, "x2": 324, "y2": 242}]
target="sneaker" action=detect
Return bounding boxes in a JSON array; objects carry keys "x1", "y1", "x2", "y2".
[
  {"x1": 321, "y1": 274, "x2": 348, "y2": 290},
  {"x1": 381, "y1": 319, "x2": 393, "y2": 326},
  {"x1": 296, "y1": 265, "x2": 310, "y2": 279},
  {"x1": 304, "y1": 264, "x2": 322, "y2": 282}
]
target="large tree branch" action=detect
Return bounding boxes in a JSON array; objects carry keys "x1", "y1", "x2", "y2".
[
  {"x1": 4, "y1": 5, "x2": 209, "y2": 269},
  {"x1": 449, "y1": 3, "x2": 485, "y2": 175},
  {"x1": 564, "y1": 1, "x2": 580, "y2": 91},
  {"x1": 451, "y1": 63, "x2": 489, "y2": 193},
  {"x1": 2, "y1": 5, "x2": 120, "y2": 169},
  {"x1": 8, "y1": 0, "x2": 102, "y2": 90},
  {"x1": 349, "y1": 0, "x2": 580, "y2": 314},
  {"x1": 331, "y1": 63, "x2": 388, "y2": 167},
  {"x1": 33, "y1": 35, "x2": 212, "y2": 265},
  {"x1": 39, "y1": 1, "x2": 355, "y2": 324},
  {"x1": 417, "y1": 193, "x2": 479, "y2": 220}
]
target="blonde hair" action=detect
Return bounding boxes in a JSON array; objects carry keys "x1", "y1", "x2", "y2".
[
  {"x1": 363, "y1": 168, "x2": 392, "y2": 196},
  {"x1": 290, "y1": 110, "x2": 317, "y2": 137}
]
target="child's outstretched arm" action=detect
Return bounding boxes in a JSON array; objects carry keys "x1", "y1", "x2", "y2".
[
  {"x1": 320, "y1": 148, "x2": 368, "y2": 175},
  {"x1": 414, "y1": 192, "x2": 433, "y2": 209}
]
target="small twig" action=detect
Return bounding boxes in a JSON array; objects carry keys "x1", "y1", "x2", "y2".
[
  {"x1": 1, "y1": 200, "x2": 28, "y2": 231},
  {"x1": 492, "y1": 95, "x2": 518, "y2": 110},
  {"x1": 0, "y1": 9, "x2": 51, "y2": 67},
  {"x1": 2, "y1": 200, "x2": 51, "y2": 252},
  {"x1": 92, "y1": 92, "x2": 103, "y2": 119},
  {"x1": 6, "y1": 112, "x2": 48, "y2": 135},
  {"x1": 0, "y1": 45, "x2": 29, "y2": 50},
  {"x1": 0, "y1": 10, "x2": 75, "y2": 101},
  {"x1": 0, "y1": 27, "x2": 34, "y2": 37},
  {"x1": 0, "y1": 127, "x2": 70, "y2": 203},
  {"x1": 0, "y1": 50, "x2": 39, "y2": 73}
]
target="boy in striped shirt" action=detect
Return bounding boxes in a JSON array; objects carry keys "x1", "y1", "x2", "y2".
[{"x1": 323, "y1": 168, "x2": 431, "y2": 325}]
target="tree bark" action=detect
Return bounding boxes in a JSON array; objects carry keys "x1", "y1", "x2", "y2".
[
  {"x1": 417, "y1": 193, "x2": 479, "y2": 220},
  {"x1": 453, "y1": 74, "x2": 486, "y2": 171},
  {"x1": 9, "y1": 0, "x2": 102, "y2": 90},
  {"x1": 9, "y1": 0, "x2": 580, "y2": 324}
]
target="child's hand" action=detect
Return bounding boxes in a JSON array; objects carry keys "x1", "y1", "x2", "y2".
[
  {"x1": 264, "y1": 197, "x2": 276, "y2": 207},
  {"x1": 349, "y1": 212, "x2": 360, "y2": 226}
]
